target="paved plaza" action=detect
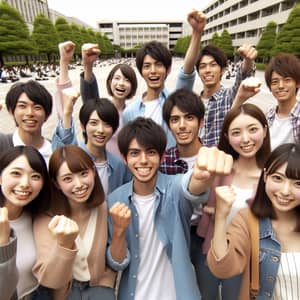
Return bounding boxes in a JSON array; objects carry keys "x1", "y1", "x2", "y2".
[{"x1": 0, "y1": 58, "x2": 277, "y2": 140}]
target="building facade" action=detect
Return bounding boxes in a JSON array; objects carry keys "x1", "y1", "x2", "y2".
[
  {"x1": 201, "y1": 0, "x2": 299, "y2": 47},
  {"x1": 98, "y1": 20, "x2": 187, "y2": 50}
]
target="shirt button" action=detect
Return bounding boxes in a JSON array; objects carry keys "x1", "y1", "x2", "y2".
[
  {"x1": 265, "y1": 292, "x2": 271, "y2": 297},
  {"x1": 130, "y1": 292, "x2": 134, "y2": 297},
  {"x1": 266, "y1": 275, "x2": 274, "y2": 281},
  {"x1": 135, "y1": 254, "x2": 138, "y2": 259},
  {"x1": 132, "y1": 275, "x2": 137, "y2": 279},
  {"x1": 135, "y1": 213, "x2": 138, "y2": 217},
  {"x1": 135, "y1": 234, "x2": 139, "y2": 238},
  {"x1": 272, "y1": 256, "x2": 279, "y2": 262}
]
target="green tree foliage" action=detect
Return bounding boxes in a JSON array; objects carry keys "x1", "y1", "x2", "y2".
[
  {"x1": 272, "y1": 4, "x2": 300, "y2": 57},
  {"x1": 32, "y1": 14, "x2": 58, "y2": 63},
  {"x1": 256, "y1": 21, "x2": 277, "y2": 63},
  {"x1": 173, "y1": 36, "x2": 191, "y2": 56},
  {"x1": 55, "y1": 17, "x2": 72, "y2": 43},
  {"x1": 210, "y1": 32, "x2": 221, "y2": 47},
  {"x1": 0, "y1": 2, "x2": 34, "y2": 65},
  {"x1": 87, "y1": 28, "x2": 96, "y2": 43},
  {"x1": 70, "y1": 24, "x2": 82, "y2": 57},
  {"x1": 219, "y1": 30, "x2": 234, "y2": 59},
  {"x1": 80, "y1": 27, "x2": 90, "y2": 44}
]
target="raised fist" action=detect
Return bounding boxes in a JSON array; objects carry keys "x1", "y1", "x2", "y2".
[
  {"x1": 215, "y1": 186, "x2": 236, "y2": 218},
  {"x1": 187, "y1": 10, "x2": 206, "y2": 33},
  {"x1": 82, "y1": 43, "x2": 101, "y2": 66},
  {"x1": 59, "y1": 41, "x2": 76, "y2": 63},
  {"x1": 110, "y1": 202, "x2": 131, "y2": 232},
  {"x1": 0, "y1": 207, "x2": 10, "y2": 245},
  {"x1": 48, "y1": 215, "x2": 79, "y2": 249}
]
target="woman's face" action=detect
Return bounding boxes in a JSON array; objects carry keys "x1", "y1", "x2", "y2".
[
  {"x1": 0, "y1": 155, "x2": 44, "y2": 209},
  {"x1": 265, "y1": 162, "x2": 300, "y2": 215},
  {"x1": 228, "y1": 113, "x2": 266, "y2": 159},
  {"x1": 110, "y1": 69, "x2": 132, "y2": 101},
  {"x1": 55, "y1": 161, "x2": 95, "y2": 204}
]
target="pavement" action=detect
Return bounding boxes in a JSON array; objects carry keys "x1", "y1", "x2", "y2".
[{"x1": 0, "y1": 58, "x2": 277, "y2": 140}]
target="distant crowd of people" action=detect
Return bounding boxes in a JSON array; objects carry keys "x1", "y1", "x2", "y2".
[{"x1": 0, "y1": 8, "x2": 300, "y2": 300}]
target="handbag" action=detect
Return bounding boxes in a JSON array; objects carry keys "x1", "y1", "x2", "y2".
[{"x1": 248, "y1": 209, "x2": 259, "y2": 298}]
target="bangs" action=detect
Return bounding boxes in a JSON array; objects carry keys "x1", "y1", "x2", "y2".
[
  {"x1": 63, "y1": 153, "x2": 93, "y2": 174},
  {"x1": 285, "y1": 150, "x2": 300, "y2": 180}
]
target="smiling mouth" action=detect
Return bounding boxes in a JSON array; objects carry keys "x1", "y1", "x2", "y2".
[
  {"x1": 136, "y1": 167, "x2": 151, "y2": 176},
  {"x1": 73, "y1": 188, "x2": 88, "y2": 197}
]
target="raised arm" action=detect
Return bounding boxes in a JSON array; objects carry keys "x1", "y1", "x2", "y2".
[
  {"x1": 188, "y1": 146, "x2": 233, "y2": 195},
  {"x1": 183, "y1": 10, "x2": 206, "y2": 74},
  {"x1": 0, "y1": 207, "x2": 18, "y2": 300},
  {"x1": 238, "y1": 44, "x2": 257, "y2": 75},
  {"x1": 56, "y1": 41, "x2": 76, "y2": 119},
  {"x1": 80, "y1": 43, "x2": 101, "y2": 102}
]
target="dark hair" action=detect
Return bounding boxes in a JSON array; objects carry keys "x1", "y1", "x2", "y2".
[
  {"x1": 195, "y1": 44, "x2": 227, "y2": 71},
  {"x1": 118, "y1": 117, "x2": 166, "y2": 158},
  {"x1": 48, "y1": 145, "x2": 104, "y2": 217},
  {"x1": 106, "y1": 64, "x2": 137, "y2": 99},
  {"x1": 163, "y1": 88, "x2": 205, "y2": 127},
  {"x1": 251, "y1": 143, "x2": 300, "y2": 231},
  {"x1": 5, "y1": 80, "x2": 52, "y2": 118},
  {"x1": 0, "y1": 146, "x2": 50, "y2": 215},
  {"x1": 79, "y1": 98, "x2": 119, "y2": 143},
  {"x1": 136, "y1": 41, "x2": 172, "y2": 76},
  {"x1": 264, "y1": 53, "x2": 300, "y2": 91},
  {"x1": 218, "y1": 103, "x2": 270, "y2": 169}
]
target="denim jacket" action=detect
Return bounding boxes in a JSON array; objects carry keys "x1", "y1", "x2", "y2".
[
  {"x1": 106, "y1": 170, "x2": 207, "y2": 300},
  {"x1": 51, "y1": 120, "x2": 131, "y2": 194},
  {"x1": 257, "y1": 217, "x2": 281, "y2": 299},
  {"x1": 122, "y1": 89, "x2": 176, "y2": 149}
]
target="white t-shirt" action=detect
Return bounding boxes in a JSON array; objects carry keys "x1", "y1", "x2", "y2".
[
  {"x1": 10, "y1": 212, "x2": 38, "y2": 298},
  {"x1": 270, "y1": 115, "x2": 295, "y2": 150},
  {"x1": 132, "y1": 193, "x2": 176, "y2": 300},
  {"x1": 12, "y1": 130, "x2": 52, "y2": 165},
  {"x1": 95, "y1": 161, "x2": 109, "y2": 196},
  {"x1": 144, "y1": 99, "x2": 162, "y2": 126}
]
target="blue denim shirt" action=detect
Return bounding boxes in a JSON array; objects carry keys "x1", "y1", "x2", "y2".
[
  {"x1": 122, "y1": 89, "x2": 176, "y2": 149},
  {"x1": 51, "y1": 120, "x2": 131, "y2": 194},
  {"x1": 106, "y1": 171, "x2": 206, "y2": 300},
  {"x1": 258, "y1": 217, "x2": 281, "y2": 299}
]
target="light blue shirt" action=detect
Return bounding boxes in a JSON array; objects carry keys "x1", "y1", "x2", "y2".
[
  {"x1": 106, "y1": 170, "x2": 207, "y2": 300},
  {"x1": 51, "y1": 120, "x2": 131, "y2": 194},
  {"x1": 122, "y1": 89, "x2": 176, "y2": 149}
]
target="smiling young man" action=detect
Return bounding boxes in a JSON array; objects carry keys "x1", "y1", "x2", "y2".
[
  {"x1": 122, "y1": 41, "x2": 177, "y2": 149},
  {"x1": 177, "y1": 10, "x2": 257, "y2": 147},
  {"x1": 233, "y1": 53, "x2": 300, "y2": 150},
  {"x1": 106, "y1": 117, "x2": 233, "y2": 300},
  {"x1": 0, "y1": 80, "x2": 53, "y2": 163}
]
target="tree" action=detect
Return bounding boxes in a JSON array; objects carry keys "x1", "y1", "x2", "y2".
[
  {"x1": 55, "y1": 17, "x2": 72, "y2": 44},
  {"x1": 210, "y1": 32, "x2": 221, "y2": 47},
  {"x1": 70, "y1": 24, "x2": 82, "y2": 58},
  {"x1": 272, "y1": 4, "x2": 300, "y2": 57},
  {"x1": 173, "y1": 36, "x2": 191, "y2": 56},
  {"x1": 32, "y1": 14, "x2": 58, "y2": 63},
  {"x1": 256, "y1": 21, "x2": 277, "y2": 63},
  {"x1": 219, "y1": 30, "x2": 234, "y2": 59},
  {"x1": 0, "y1": 2, "x2": 34, "y2": 65}
]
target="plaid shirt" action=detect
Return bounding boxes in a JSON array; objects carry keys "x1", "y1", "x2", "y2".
[
  {"x1": 265, "y1": 101, "x2": 300, "y2": 145},
  {"x1": 201, "y1": 66, "x2": 247, "y2": 146},
  {"x1": 159, "y1": 146, "x2": 188, "y2": 174}
]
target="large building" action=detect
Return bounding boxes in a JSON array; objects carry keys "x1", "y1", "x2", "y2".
[
  {"x1": 98, "y1": 20, "x2": 189, "y2": 50},
  {"x1": 1, "y1": 0, "x2": 49, "y2": 30},
  {"x1": 201, "y1": 0, "x2": 299, "y2": 47}
]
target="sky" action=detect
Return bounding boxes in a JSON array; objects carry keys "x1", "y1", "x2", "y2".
[{"x1": 47, "y1": 0, "x2": 212, "y2": 27}]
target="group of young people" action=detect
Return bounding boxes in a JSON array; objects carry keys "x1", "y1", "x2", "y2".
[{"x1": 0, "y1": 8, "x2": 300, "y2": 300}]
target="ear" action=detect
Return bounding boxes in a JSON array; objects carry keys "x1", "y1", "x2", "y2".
[
  {"x1": 0, "y1": 175, "x2": 2, "y2": 185},
  {"x1": 263, "y1": 125, "x2": 268, "y2": 138},
  {"x1": 199, "y1": 118, "x2": 204, "y2": 129},
  {"x1": 221, "y1": 68, "x2": 226, "y2": 78}
]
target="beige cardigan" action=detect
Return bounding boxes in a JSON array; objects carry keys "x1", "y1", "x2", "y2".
[
  {"x1": 207, "y1": 208, "x2": 253, "y2": 300},
  {"x1": 32, "y1": 202, "x2": 116, "y2": 299}
]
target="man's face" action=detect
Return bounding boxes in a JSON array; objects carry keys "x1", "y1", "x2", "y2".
[
  {"x1": 270, "y1": 71, "x2": 299, "y2": 104},
  {"x1": 125, "y1": 138, "x2": 160, "y2": 185},
  {"x1": 11, "y1": 93, "x2": 46, "y2": 134},
  {"x1": 141, "y1": 55, "x2": 169, "y2": 91},
  {"x1": 169, "y1": 106, "x2": 201, "y2": 146},
  {"x1": 198, "y1": 55, "x2": 224, "y2": 89}
]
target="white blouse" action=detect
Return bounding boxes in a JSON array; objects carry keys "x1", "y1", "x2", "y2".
[{"x1": 273, "y1": 252, "x2": 300, "y2": 299}]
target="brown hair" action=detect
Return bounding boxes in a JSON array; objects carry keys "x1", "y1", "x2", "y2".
[
  {"x1": 48, "y1": 145, "x2": 104, "y2": 216},
  {"x1": 251, "y1": 143, "x2": 300, "y2": 231},
  {"x1": 218, "y1": 103, "x2": 271, "y2": 169},
  {"x1": 265, "y1": 53, "x2": 300, "y2": 90}
]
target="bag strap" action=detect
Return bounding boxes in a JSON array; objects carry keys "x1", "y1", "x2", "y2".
[{"x1": 248, "y1": 210, "x2": 259, "y2": 297}]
